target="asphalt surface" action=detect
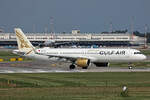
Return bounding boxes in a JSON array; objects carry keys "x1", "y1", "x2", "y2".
[{"x1": 0, "y1": 60, "x2": 150, "y2": 73}]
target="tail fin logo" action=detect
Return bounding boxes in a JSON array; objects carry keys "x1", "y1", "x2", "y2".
[{"x1": 16, "y1": 30, "x2": 31, "y2": 49}]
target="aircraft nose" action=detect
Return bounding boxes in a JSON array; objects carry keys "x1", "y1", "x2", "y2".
[{"x1": 141, "y1": 55, "x2": 147, "y2": 60}]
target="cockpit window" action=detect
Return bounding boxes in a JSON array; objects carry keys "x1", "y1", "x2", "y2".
[{"x1": 134, "y1": 52, "x2": 142, "y2": 54}]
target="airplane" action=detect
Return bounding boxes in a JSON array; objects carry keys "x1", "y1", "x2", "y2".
[{"x1": 13, "y1": 28, "x2": 147, "y2": 69}]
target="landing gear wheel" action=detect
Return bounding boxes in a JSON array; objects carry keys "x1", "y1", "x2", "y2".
[
  {"x1": 128, "y1": 63, "x2": 133, "y2": 69},
  {"x1": 128, "y1": 66, "x2": 133, "y2": 69},
  {"x1": 82, "y1": 66, "x2": 88, "y2": 69},
  {"x1": 69, "y1": 64, "x2": 76, "y2": 69}
]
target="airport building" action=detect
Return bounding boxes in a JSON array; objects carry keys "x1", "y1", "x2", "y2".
[{"x1": 0, "y1": 30, "x2": 146, "y2": 47}]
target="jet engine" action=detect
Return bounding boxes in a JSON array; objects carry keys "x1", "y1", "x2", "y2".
[
  {"x1": 93, "y1": 62, "x2": 109, "y2": 67},
  {"x1": 75, "y1": 58, "x2": 90, "y2": 68}
]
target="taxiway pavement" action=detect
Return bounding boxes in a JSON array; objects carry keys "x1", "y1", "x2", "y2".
[{"x1": 0, "y1": 60, "x2": 150, "y2": 73}]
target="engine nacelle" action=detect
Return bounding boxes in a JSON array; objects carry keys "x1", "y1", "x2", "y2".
[
  {"x1": 75, "y1": 58, "x2": 90, "y2": 67},
  {"x1": 94, "y1": 62, "x2": 109, "y2": 67}
]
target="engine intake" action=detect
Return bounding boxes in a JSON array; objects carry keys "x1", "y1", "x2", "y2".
[{"x1": 75, "y1": 58, "x2": 90, "y2": 67}]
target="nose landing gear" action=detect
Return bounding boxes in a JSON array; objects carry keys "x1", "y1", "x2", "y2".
[{"x1": 128, "y1": 63, "x2": 133, "y2": 69}]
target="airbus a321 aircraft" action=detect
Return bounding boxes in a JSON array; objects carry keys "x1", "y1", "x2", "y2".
[{"x1": 13, "y1": 28, "x2": 147, "y2": 69}]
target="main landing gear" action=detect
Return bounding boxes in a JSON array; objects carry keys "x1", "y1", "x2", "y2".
[
  {"x1": 82, "y1": 66, "x2": 88, "y2": 69},
  {"x1": 69, "y1": 64, "x2": 88, "y2": 69},
  {"x1": 69, "y1": 64, "x2": 76, "y2": 69}
]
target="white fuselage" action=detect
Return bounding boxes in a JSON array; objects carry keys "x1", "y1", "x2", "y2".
[{"x1": 27, "y1": 47, "x2": 146, "y2": 63}]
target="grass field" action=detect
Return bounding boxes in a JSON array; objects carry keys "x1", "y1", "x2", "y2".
[
  {"x1": 0, "y1": 51, "x2": 32, "y2": 61},
  {"x1": 1, "y1": 50, "x2": 150, "y2": 99},
  {"x1": 0, "y1": 72, "x2": 150, "y2": 100}
]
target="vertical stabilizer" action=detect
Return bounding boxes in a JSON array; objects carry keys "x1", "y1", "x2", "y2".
[{"x1": 14, "y1": 28, "x2": 35, "y2": 54}]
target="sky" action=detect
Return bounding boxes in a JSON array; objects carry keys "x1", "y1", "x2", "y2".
[{"x1": 0, "y1": 0, "x2": 150, "y2": 33}]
